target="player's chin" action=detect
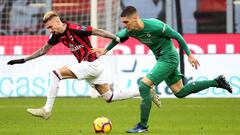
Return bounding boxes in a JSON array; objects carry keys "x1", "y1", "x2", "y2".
[{"x1": 52, "y1": 32, "x2": 58, "y2": 34}]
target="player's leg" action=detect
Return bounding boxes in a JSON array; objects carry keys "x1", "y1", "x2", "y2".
[
  {"x1": 88, "y1": 62, "x2": 139, "y2": 102},
  {"x1": 94, "y1": 83, "x2": 139, "y2": 102},
  {"x1": 27, "y1": 66, "x2": 77, "y2": 119},
  {"x1": 167, "y1": 71, "x2": 232, "y2": 98},
  {"x1": 43, "y1": 66, "x2": 77, "y2": 111},
  {"x1": 125, "y1": 77, "x2": 154, "y2": 133},
  {"x1": 127, "y1": 60, "x2": 175, "y2": 133},
  {"x1": 93, "y1": 78, "x2": 159, "y2": 105}
]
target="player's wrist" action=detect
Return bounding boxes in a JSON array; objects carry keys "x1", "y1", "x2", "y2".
[{"x1": 115, "y1": 37, "x2": 120, "y2": 42}]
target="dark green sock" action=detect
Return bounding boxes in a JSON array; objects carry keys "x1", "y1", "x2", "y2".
[
  {"x1": 175, "y1": 80, "x2": 218, "y2": 98},
  {"x1": 139, "y1": 81, "x2": 152, "y2": 128}
]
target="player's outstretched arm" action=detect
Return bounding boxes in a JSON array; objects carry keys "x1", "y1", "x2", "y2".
[
  {"x1": 7, "y1": 43, "x2": 53, "y2": 65},
  {"x1": 92, "y1": 28, "x2": 119, "y2": 41},
  {"x1": 91, "y1": 28, "x2": 128, "y2": 43},
  {"x1": 160, "y1": 24, "x2": 200, "y2": 69}
]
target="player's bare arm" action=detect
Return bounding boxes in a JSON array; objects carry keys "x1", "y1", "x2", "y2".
[
  {"x1": 24, "y1": 43, "x2": 53, "y2": 62},
  {"x1": 7, "y1": 43, "x2": 53, "y2": 65},
  {"x1": 91, "y1": 28, "x2": 120, "y2": 57},
  {"x1": 91, "y1": 28, "x2": 120, "y2": 42}
]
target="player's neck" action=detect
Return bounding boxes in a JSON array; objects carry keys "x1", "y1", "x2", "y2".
[{"x1": 60, "y1": 23, "x2": 67, "y2": 34}]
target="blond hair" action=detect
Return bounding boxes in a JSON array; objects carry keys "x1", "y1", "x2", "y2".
[{"x1": 43, "y1": 11, "x2": 59, "y2": 23}]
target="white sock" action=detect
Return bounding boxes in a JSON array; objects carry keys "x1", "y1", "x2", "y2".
[
  {"x1": 43, "y1": 71, "x2": 61, "y2": 112},
  {"x1": 101, "y1": 89, "x2": 140, "y2": 102},
  {"x1": 112, "y1": 89, "x2": 140, "y2": 101}
]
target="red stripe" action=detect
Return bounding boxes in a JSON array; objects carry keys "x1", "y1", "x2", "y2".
[
  {"x1": 82, "y1": 36, "x2": 97, "y2": 61},
  {"x1": 71, "y1": 32, "x2": 86, "y2": 61},
  {"x1": 71, "y1": 32, "x2": 92, "y2": 61},
  {"x1": 66, "y1": 30, "x2": 84, "y2": 62}
]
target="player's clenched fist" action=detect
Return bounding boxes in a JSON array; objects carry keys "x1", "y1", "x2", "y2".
[{"x1": 7, "y1": 58, "x2": 25, "y2": 65}]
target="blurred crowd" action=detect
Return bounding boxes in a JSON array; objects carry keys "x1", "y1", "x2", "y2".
[
  {"x1": 0, "y1": 0, "x2": 238, "y2": 35},
  {"x1": 0, "y1": 0, "x2": 46, "y2": 35}
]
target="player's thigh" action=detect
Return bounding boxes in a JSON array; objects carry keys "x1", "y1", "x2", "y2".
[
  {"x1": 147, "y1": 60, "x2": 178, "y2": 85},
  {"x1": 86, "y1": 67, "x2": 110, "y2": 94},
  {"x1": 165, "y1": 69, "x2": 184, "y2": 94},
  {"x1": 57, "y1": 66, "x2": 77, "y2": 79},
  {"x1": 67, "y1": 60, "x2": 103, "y2": 80}
]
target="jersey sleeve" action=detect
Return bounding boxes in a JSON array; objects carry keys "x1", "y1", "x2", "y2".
[
  {"x1": 48, "y1": 34, "x2": 60, "y2": 45},
  {"x1": 160, "y1": 23, "x2": 191, "y2": 55},
  {"x1": 116, "y1": 28, "x2": 129, "y2": 38},
  {"x1": 106, "y1": 29, "x2": 129, "y2": 51}
]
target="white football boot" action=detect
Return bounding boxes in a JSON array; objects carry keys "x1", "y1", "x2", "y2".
[
  {"x1": 150, "y1": 86, "x2": 162, "y2": 108},
  {"x1": 27, "y1": 108, "x2": 51, "y2": 120}
]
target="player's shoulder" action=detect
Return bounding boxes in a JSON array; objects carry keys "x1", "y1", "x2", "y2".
[
  {"x1": 116, "y1": 28, "x2": 128, "y2": 36},
  {"x1": 143, "y1": 18, "x2": 164, "y2": 28},
  {"x1": 66, "y1": 21, "x2": 90, "y2": 31},
  {"x1": 67, "y1": 22, "x2": 82, "y2": 30},
  {"x1": 142, "y1": 18, "x2": 164, "y2": 25}
]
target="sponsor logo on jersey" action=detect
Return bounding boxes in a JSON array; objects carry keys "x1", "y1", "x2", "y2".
[
  {"x1": 140, "y1": 34, "x2": 153, "y2": 44},
  {"x1": 68, "y1": 44, "x2": 84, "y2": 51}
]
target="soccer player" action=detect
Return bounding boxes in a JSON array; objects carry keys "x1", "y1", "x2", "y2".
[
  {"x1": 7, "y1": 11, "x2": 160, "y2": 120},
  {"x1": 91, "y1": 6, "x2": 233, "y2": 133}
]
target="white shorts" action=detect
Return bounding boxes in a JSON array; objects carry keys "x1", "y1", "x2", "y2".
[{"x1": 67, "y1": 59, "x2": 109, "y2": 87}]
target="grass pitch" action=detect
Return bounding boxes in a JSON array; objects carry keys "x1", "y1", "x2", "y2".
[{"x1": 0, "y1": 97, "x2": 239, "y2": 135}]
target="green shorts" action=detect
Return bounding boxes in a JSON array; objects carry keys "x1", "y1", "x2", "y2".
[{"x1": 146, "y1": 60, "x2": 183, "y2": 87}]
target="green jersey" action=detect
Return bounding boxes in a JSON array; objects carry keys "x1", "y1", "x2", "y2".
[{"x1": 107, "y1": 18, "x2": 191, "y2": 60}]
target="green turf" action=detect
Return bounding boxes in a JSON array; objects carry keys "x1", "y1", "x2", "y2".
[{"x1": 0, "y1": 97, "x2": 239, "y2": 135}]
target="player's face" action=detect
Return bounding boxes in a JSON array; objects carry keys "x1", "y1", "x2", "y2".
[
  {"x1": 121, "y1": 16, "x2": 137, "y2": 31},
  {"x1": 44, "y1": 17, "x2": 63, "y2": 34}
]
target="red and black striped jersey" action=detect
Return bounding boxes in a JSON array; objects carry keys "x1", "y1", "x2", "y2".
[{"x1": 48, "y1": 21, "x2": 97, "y2": 63}]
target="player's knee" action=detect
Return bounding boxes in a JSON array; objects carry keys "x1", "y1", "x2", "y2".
[
  {"x1": 139, "y1": 81, "x2": 146, "y2": 90},
  {"x1": 138, "y1": 81, "x2": 152, "y2": 98},
  {"x1": 139, "y1": 81, "x2": 152, "y2": 91}
]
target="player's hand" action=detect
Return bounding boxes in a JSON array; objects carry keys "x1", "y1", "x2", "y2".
[
  {"x1": 7, "y1": 58, "x2": 25, "y2": 65},
  {"x1": 91, "y1": 48, "x2": 107, "y2": 58},
  {"x1": 188, "y1": 54, "x2": 200, "y2": 70}
]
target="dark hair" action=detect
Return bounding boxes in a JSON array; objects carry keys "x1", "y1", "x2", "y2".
[{"x1": 121, "y1": 6, "x2": 137, "y2": 17}]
